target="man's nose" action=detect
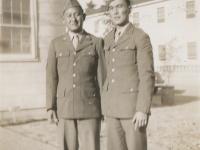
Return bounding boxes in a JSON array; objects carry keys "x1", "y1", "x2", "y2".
[
  {"x1": 113, "y1": 7, "x2": 118, "y2": 14},
  {"x1": 71, "y1": 15, "x2": 76, "y2": 21}
]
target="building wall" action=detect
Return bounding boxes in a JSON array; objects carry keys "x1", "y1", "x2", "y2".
[
  {"x1": 131, "y1": 0, "x2": 200, "y2": 66},
  {"x1": 0, "y1": 0, "x2": 65, "y2": 123},
  {"x1": 84, "y1": 0, "x2": 200, "y2": 96}
]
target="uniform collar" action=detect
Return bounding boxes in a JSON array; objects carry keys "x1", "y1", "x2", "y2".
[
  {"x1": 68, "y1": 30, "x2": 84, "y2": 41},
  {"x1": 115, "y1": 23, "x2": 131, "y2": 36}
]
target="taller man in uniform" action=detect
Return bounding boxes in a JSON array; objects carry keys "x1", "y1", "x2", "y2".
[
  {"x1": 46, "y1": 0, "x2": 106, "y2": 150},
  {"x1": 102, "y1": 0, "x2": 155, "y2": 150}
]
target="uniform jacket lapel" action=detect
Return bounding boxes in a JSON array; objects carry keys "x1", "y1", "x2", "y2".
[
  {"x1": 76, "y1": 31, "x2": 93, "y2": 52},
  {"x1": 113, "y1": 24, "x2": 135, "y2": 48},
  {"x1": 61, "y1": 32, "x2": 74, "y2": 51},
  {"x1": 105, "y1": 28, "x2": 115, "y2": 50}
]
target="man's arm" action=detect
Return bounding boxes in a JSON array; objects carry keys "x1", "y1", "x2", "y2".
[
  {"x1": 97, "y1": 38, "x2": 107, "y2": 93},
  {"x1": 132, "y1": 32, "x2": 155, "y2": 130},
  {"x1": 46, "y1": 40, "x2": 59, "y2": 124}
]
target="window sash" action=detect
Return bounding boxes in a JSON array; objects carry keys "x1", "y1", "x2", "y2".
[
  {"x1": 0, "y1": 0, "x2": 37, "y2": 61},
  {"x1": 186, "y1": 1, "x2": 195, "y2": 18},
  {"x1": 157, "y1": 7, "x2": 165, "y2": 23},
  {"x1": 94, "y1": 20, "x2": 99, "y2": 33},
  {"x1": 132, "y1": 12, "x2": 139, "y2": 27},
  {"x1": 188, "y1": 42, "x2": 197, "y2": 59}
]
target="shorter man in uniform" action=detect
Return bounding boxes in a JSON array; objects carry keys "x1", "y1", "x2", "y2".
[{"x1": 46, "y1": 0, "x2": 106, "y2": 150}]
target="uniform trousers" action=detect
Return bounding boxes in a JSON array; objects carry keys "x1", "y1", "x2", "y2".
[
  {"x1": 106, "y1": 117, "x2": 147, "y2": 150},
  {"x1": 57, "y1": 118, "x2": 101, "y2": 150}
]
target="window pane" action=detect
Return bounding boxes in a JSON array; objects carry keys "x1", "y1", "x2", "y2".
[
  {"x1": 1, "y1": 27, "x2": 11, "y2": 40},
  {"x1": 12, "y1": 27, "x2": 21, "y2": 40},
  {"x1": 13, "y1": 40, "x2": 21, "y2": 53},
  {"x1": 13, "y1": 13, "x2": 21, "y2": 24},
  {"x1": 22, "y1": 28, "x2": 31, "y2": 53},
  {"x1": 2, "y1": 12, "x2": 11, "y2": 24},
  {"x1": 12, "y1": 0, "x2": 21, "y2": 13},
  {"x1": 22, "y1": 28, "x2": 31, "y2": 41},
  {"x1": 22, "y1": 40, "x2": 30, "y2": 53},
  {"x1": 22, "y1": 0, "x2": 30, "y2": 13},
  {"x1": 2, "y1": 0, "x2": 11, "y2": 12},
  {"x1": 22, "y1": 13, "x2": 30, "y2": 25},
  {"x1": 0, "y1": 40, "x2": 11, "y2": 53}
]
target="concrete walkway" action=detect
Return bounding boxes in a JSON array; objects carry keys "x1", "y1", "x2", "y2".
[{"x1": 0, "y1": 127, "x2": 58, "y2": 150}]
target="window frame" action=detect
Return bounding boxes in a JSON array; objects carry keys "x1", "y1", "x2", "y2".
[
  {"x1": 157, "y1": 7, "x2": 165, "y2": 23},
  {"x1": 186, "y1": 1, "x2": 195, "y2": 18},
  {"x1": 158, "y1": 45, "x2": 166, "y2": 61},
  {"x1": 94, "y1": 20, "x2": 99, "y2": 33},
  {"x1": 187, "y1": 42, "x2": 197, "y2": 59},
  {"x1": 0, "y1": 0, "x2": 38, "y2": 62},
  {"x1": 132, "y1": 12, "x2": 139, "y2": 28}
]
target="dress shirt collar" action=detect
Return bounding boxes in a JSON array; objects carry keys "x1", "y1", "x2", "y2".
[
  {"x1": 68, "y1": 30, "x2": 84, "y2": 41},
  {"x1": 115, "y1": 22, "x2": 131, "y2": 36}
]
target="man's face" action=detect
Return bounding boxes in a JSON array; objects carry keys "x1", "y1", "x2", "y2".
[
  {"x1": 108, "y1": 0, "x2": 130, "y2": 26},
  {"x1": 63, "y1": 6, "x2": 85, "y2": 33}
]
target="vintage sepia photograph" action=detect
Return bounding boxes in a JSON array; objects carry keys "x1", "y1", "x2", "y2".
[{"x1": 0, "y1": 0, "x2": 200, "y2": 150}]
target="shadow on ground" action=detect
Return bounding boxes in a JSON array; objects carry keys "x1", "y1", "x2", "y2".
[{"x1": 152, "y1": 90, "x2": 199, "y2": 108}]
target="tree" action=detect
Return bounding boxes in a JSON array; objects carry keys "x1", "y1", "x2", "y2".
[
  {"x1": 85, "y1": 1, "x2": 96, "y2": 13},
  {"x1": 161, "y1": 37, "x2": 181, "y2": 84}
]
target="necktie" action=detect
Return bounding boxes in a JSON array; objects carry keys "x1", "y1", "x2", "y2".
[
  {"x1": 115, "y1": 31, "x2": 121, "y2": 43},
  {"x1": 72, "y1": 35, "x2": 79, "y2": 49}
]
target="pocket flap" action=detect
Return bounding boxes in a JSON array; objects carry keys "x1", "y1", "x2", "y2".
[
  {"x1": 56, "y1": 50, "x2": 70, "y2": 58},
  {"x1": 121, "y1": 80, "x2": 139, "y2": 93},
  {"x1": 83, "y1": 89, "x2": 97, "y2": 98},
  {"x1": 83, "y1": 50, "x2": 95, "y2": 56},
  {"x1": 57, "y1": 90, "x2": 65, "y2": 98},
  {"x1": 103, "y1": 81, "x2": 109, "y2": 92}
]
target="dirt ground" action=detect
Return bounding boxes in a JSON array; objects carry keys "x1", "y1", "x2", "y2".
[{"x1": 3, "y1": 93, "x2": 200, "y2": 150}]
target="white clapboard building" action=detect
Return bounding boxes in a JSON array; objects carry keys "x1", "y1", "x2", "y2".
[{"x1": 84, "y1": 0, "x2": 200, "y2": 95}]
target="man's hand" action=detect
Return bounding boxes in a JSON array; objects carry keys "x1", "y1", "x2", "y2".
[
  {"x1": 47, "y1": 110, "x2": 59, "y2": 125},
  {"x1": 132, "y1": 111, "x2": 147, "y2": 131}
]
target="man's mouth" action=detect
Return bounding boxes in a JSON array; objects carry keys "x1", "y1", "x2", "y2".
[
  {"x1": 71, "y1": 24, "x2": 78, "y2": 27},
  {"x1": 114, "y1": 16, "x2": 120, "y2": 20}
]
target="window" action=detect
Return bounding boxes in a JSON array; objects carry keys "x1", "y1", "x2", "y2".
[
  {"x1": 158, "y1": 45, "x2": 166, "y2": 60},
  {"x1": 132, "y1": 12, "x2": 139, "y2": 27},
  {"x1": 157, "y1": 7, "x2": 165, "y2": 23},
  {"x1": 186, "y1": 1, "x2": 195, "y2": 18},
  {"x1": 94, "y1": 20, "x2": 99, "y2": 33},
  {"x1": 0, "y1": 0, "x2": 37, "y2": 61},
  {"x1": 187, "y1": 42, "x2": 197, "y2": 59}
]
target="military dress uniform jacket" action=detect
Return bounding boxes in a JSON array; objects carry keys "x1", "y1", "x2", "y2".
[
  {"x1": 46, "y1": 31, "x2": 106, "y2": 119},
  {"x1": 101, "y1": 24, "x2": 155, "y2": 118}
]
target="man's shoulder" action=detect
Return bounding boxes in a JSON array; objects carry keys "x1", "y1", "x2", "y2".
[
  {"x1": 85, "y1": 32, "x2": 102, "y2": 45},
  {"x1": 133, "y1": 27, "x2": 149, "y2": 37},
  {"x1": 51, "y1": 34, "x2": 66, "y2": 43}
]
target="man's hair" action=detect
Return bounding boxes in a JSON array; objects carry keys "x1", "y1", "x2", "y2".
[
  {"x1": 63, "y1": 6, "x2": 84, "y2": 16},
  {"x1": 124, "y1": 0, "x2": 131, "y2": 7}
]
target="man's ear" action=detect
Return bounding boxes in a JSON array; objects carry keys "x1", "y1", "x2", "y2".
[
  {"x1": 62, "y1": 16, "x2": 65, "y2": 24},
  {"x1": 83, "y1": 13, "x2": 86, "y2": 21},
  {"x1": 128, "y1": 6, "x2": 131, "y2": 14}
]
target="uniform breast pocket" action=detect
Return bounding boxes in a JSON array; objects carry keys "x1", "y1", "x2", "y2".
[
  {"x1": 81, "y1": 50, "x2": 96, "y2": 73},
  {"x1": 56, "y1": 51, "x2": 70, "y2": 73},
  {"x1": 120, "y1": 48, "x2": 136, "y2": 66}
]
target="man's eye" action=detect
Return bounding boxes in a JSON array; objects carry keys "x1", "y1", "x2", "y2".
[
  {"x1": 109, "y1": 7, "x2": 113, "y2": 11},
  {"x1": 117, "y1": 4, "x2": 123, "y2": 8},
  {"x1": 66, "y1": 14, "x2": 71, "y2": 18},
  {"x1": 75, "y1": 13, "x2": 81, "y2": 17}
]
